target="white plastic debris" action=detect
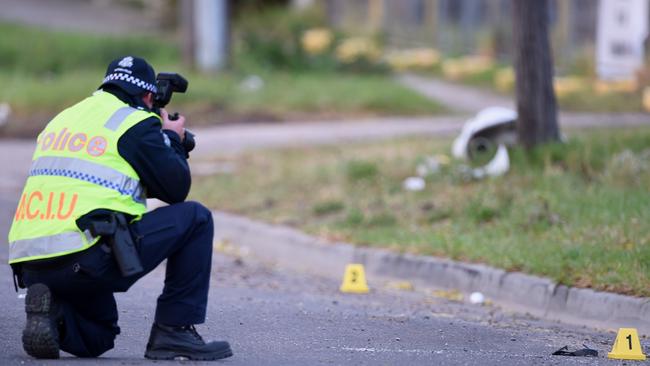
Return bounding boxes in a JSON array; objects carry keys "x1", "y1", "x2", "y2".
[
  {"x1": 18, "y1": 293, "x2": 26, "y2": 299},
  {"x1": 416, "y1": 155, "x2": 451, "y2": 177},
  {"x1": 417, "y1": 157, "x2": 438, "y2": 176},
  {"x1": 451, "y1": 107, "x2": 516, "y2": 178},
  {"x1": 403, "y1": 176, "x2": 426, "y2": 191},
  {"x1": 470, "y1": 144, "x2": 510, "y2": 179},
  {"x1": 452, "y1": 107, "x2": 516, "y2": 160},
  {"x1": 469, "y1": 292, "x2": 485, "y2": 305},
  {"x1": 239, "y1": 75, "x2": 264, "y2": 92},
  {"x1": 0, "y1": 103, "x2": 11, "y2": 127},
  {"x1": 416, "y1": 163, "x2": 434, "y2": 177}
]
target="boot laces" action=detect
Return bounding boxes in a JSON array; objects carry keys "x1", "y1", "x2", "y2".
[{"x1": 183, "y1": 325, "x2": 204, "y2": 343}]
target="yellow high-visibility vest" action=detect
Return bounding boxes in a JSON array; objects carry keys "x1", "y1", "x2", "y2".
[{"x1": 8, "y1": 91, "x2": 160, "y2": 264}]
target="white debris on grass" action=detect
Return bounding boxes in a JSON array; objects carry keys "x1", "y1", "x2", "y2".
[
  {"x1": 403, "y1": 176, "x2": 425, "y2": 191},
  {"x1": 416, "y1": 154, "x2": 450, "y2": 177},
  {"x1": 468, "y1": 144, "x2": 510, "y2": 179},
  {"x1": 239, "y1": 75, "x2": 264, "y2": 92},
  {"x1": 451, "y1": 107, "x2": 516, "y2": 178},
  {"x1": 469, "y1": 291, "x2": 485, "y2": 305},
  {"x1": 452, "y1": 107, "x2": 516, "y2": 160}
]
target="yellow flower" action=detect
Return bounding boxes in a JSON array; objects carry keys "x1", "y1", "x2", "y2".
[
  {"x1": 335, "y1": 37, "x2": 381, "y2": 63},
  {"x1": 384, "y1": 48, "x2": 440, "y2": 71},
  {"x1": 441, "y1": 59, "x2": 463, "y2": 80},
  {"x1": 594, "y1": 79, "x2": 638, "y2": 95},
  {"x1": 301, "y1": 28, "x2": 333, "y2": 55},
  {"x1": 494, "y1": 67, "x2": 515, "y2": 92},
  {"x1": 643, "y1": 86, "x2": 650, "y2": 112},
  {"x1": 460, "y1": 56, "x2": 493, "y2": 74},
  {"x1": 442, "y1": 56, "x2": 493, "y2": 80},
  {"x1": 554, "y1": 76, "x2": 587, "y2": 98}
]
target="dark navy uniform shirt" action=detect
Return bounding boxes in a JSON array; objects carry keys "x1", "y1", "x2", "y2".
[
  {"x1": 76, "y1": 86, "x2": 192, "y2": 230},
  {"x1": 108, "y1": 85, "x2": 191, "y2": 204}
]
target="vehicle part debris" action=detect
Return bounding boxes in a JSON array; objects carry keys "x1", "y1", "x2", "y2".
[
  {"x1": 416, "y1": 155, "x2": 450, "y2": 177},
  {"x1": 468, "y1": 292, "x2": 485, "y2": 305},
  {"x1": 239, "y1": 75, "x2": 264, "y2": 92},
  {"x1": 552, "y1": 345, "x2": 598, "y2": 357},
  {"x1": 452, "y1": 107, "x2": 517, "y2": 178},
  {"x1": 403, "y1": 176, "x2": 425, "y2": 191}
]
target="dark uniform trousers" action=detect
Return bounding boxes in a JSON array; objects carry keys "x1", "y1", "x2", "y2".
[{"x1": 21, "y1": 201, "x2": 214, "y2": 358}]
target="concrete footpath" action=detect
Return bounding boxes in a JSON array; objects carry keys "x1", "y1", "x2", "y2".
[{"x1": 213, "y1": 211, "x2": 650, "y2": 335}]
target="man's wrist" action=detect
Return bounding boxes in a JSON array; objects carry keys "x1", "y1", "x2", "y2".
[
  {"x1": 162, "y1": 129, "x2": 190, "y2": 158},
  {"x1": 162, "y1": 128, "x2": 184, "y2": 142}
]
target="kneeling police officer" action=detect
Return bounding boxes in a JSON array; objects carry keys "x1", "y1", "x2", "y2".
[{"x1": 7, "y1": 56, "x2": 233, "y2": 361}]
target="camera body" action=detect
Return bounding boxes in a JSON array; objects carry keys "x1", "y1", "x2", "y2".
[
  {"x1": 154, "y1": 72, "x2": 188, "y2": 110},
  {"x1": 153, "y1": 73, "x2": 195, "y2": 151}
]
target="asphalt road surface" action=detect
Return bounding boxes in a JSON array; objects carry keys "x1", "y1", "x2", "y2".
[
  {"x1": 0, "y1": 123, "x2": 643, "y2": 365},
  {"x1": 0, "y1": 227, "x2": 628, "y2": 365},
  {"x1": 0, "y1": 222, "x2": 627, "y2": 365}
]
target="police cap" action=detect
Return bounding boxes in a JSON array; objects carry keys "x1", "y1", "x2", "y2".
[{"x1": 100, "y1": 56, "x2": 157, "y2": 96}]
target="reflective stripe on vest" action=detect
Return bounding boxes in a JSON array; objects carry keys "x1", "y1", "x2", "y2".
[
  {"x1": 29, "y1": 156, "x2": 145, "y2": 204},
  {"x1": 104, "y1": 106, "x2": 139, "y2": 131},
  {"x1": 8, "y1": 230, "x2": 95, "y2": 262}
]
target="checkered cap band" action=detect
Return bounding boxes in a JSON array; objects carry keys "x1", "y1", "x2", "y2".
[{"x1": 103, "y1": 72, "x2": 157, "y2": 93}]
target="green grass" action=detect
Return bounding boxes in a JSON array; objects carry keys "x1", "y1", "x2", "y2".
[
  {"x1": 0, "y1": 21, "x2": 444, "y2": 136},
  {"x1": 179, "y1": 71, "x2": 445, "y2": 118},
  {"x1": 0, "y1": 69, "x2": 444, "y2": 135},
  {"x1": 191, "y1": 127, "x2": 650, "y2": 296},
  {"x1": 0, "y1": 22, "x2": 178, "y2": 74}
]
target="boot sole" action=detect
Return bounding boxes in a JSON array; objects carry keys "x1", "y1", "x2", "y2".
[
  {"x1": 22, "y1": 284, "x2": 59, "y2": 359},
  {"x1": 145, "y1": 347, "x2": 233, "y2": 361}
]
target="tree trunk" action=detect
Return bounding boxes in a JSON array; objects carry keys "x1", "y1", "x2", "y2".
[{"x1": 512, "y1": 0, "x2": 560, "y2": 149}]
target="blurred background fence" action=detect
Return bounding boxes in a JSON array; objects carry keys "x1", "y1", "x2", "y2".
[{"x1": 325, "y1": 0, "x2": 601, "y2": 73}]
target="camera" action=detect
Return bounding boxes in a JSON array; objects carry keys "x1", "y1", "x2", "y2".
[
  {"x1": 153, "y1": 73, "x2": 195, "y2": 152},
  {"x1": 154, "y1": 73, "x2": 188, "y2": 111}
]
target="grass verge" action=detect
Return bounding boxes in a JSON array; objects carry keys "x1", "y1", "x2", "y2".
[
  {"x1": 0, "y1": 70, "x2": 445, "y2": 136},
  {"x1": 0, "y1": 22, "x2": 177, "y2": 74},
  {"x1": 0, "y1": 21, "x2": 444, "y2": 137},
  {"x1": 191, "y1": 126, "x2": 650, "y2": 297}
]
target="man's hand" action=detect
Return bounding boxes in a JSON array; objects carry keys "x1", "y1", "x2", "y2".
[{"x1": 160, "y1": 108, "x2": 186, "y2": 142}]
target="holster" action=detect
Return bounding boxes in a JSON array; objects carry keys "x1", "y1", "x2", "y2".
[
  {"x1": 11, "y1": 263, "x2": 25, "y2": 291},
  {"x1": 89, "y1": 212, "x2": 143, "y2": 277}
]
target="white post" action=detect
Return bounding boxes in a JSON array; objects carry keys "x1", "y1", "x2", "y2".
[
  {"x1": 292, "y1": 0, "x2": 315, "y2": 11},
  {"x1": 194, "y1": 0, "x2": 229, "y2": 71},
  {"x1": 596, "y1": 0, "x2": 649, "y2": 80}
]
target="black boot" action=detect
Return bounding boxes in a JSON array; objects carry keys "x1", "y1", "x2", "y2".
[
  {"x1": 144, "y1": 323, "x2": 233, "y2": 361},
  {"x1": 22, "y1": 283, "x2": 60, "y2": 359}
]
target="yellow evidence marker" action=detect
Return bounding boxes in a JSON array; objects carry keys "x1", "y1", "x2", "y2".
[
  {"x1": 339, "y1": 264, "x2": 369, "y2": 294},
  {"x1": 607, "y1": 328, "x2": 646, "y2": 360}
]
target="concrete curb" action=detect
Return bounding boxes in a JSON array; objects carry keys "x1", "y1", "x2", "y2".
[{"x1": 213, "y1": 211, "x2": 650, "y2": 335}]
